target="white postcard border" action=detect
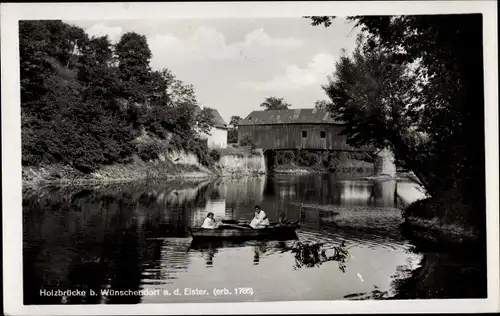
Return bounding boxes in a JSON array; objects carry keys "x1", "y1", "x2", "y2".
[{"x1": 2, "y1": 1, "x2": 498, "y2": 314}]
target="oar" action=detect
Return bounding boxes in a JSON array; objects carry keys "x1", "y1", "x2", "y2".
[
  {"x1": 219, "y1": 223, "x2": 251, "y2": 229},
  {"x1": 221, "y1": 219, "x2": 239, "y2": 224},
  {"x1": 222, "y1": 219, "x2": 249, "y2": 225}
]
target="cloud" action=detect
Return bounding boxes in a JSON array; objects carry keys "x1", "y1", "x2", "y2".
[
  {"x1": 148, "y1": 26, "x2": 303, "y2": 68},
  {"x1": 240, "y1": 53, "x2": 336, "y2": 91},
  {"x1": 242, "y1": 28, "x2": 303, "y2": 48},
  {"x1": 149, "y1": 26, "x2": 235, "y2": 60},
  {"x1": 78, "y1": 22, "x2": 304, "y2": 72},
  {"x1": 84, "y1": 23, "x2": 123, "y2": 42}
]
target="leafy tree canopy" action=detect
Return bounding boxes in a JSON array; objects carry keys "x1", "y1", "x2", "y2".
[
  {"x1": 229, "y1": 115, "x2": 242, "y2": 128},
  {"x1": 306, "y1": 14, "x2": 484, "y2": 200},
  {"x1": 20, "y1": 20, "x2": 215, "y2": 172},
  {"x1": 260, "y1": 96, "x2": 291, "y2": 111},
  {"x1": 313, "y1": 100, "x2": 332, "y2": 110}
]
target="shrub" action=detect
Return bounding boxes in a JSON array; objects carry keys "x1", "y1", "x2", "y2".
[
  {"x1": 228, "y1": 129, "x2": 238, "y2": 144},
  {"x1": 138, "y1": 143, "x2": 161, "y2": 161},
  {"x1": 276, "y1": 150, "x2": 295, "y2": 165},
  {"x1": 185, "y1": 138, "x2": 213, "y2": 167},
  {"x1": 403, "y1": 187, "x2": 477, "y2": 227},
  {"x1": 322, "y1": 158, "x2": 330, "y2": 168},
  {"x1": 276, "y1": 151, "x2": 285, "y2": 165},
  {"x1": 209, "y1": 149, "x2": 221, "y2": 162},
  {"x1": 308, "y1": 153, "x2": 320, "y2": 167},
  {"x1": 239, "y1": 136, "x2": 255, "y2": 149},
  {"x1": 283, "y1": 150, "x2": 296, "y2": 164},
  {"x1": 297, "y1": 150, "x2": 320, "y2": 167}
]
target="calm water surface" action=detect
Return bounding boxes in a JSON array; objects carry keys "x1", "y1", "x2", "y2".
[{"x1": 24, "y1": 174, "x2": 426, "y2": 304}]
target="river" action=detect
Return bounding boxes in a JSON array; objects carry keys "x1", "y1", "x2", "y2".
[{"x1": 22, "y1": 174, "x2": 485, "y2": 304}]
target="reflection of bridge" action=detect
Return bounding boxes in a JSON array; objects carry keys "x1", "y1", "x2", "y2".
[{"x1": 136, "y1": 175, "x2": 421, "y2": 238}]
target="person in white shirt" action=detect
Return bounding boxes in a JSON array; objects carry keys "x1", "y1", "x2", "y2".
[
  {"x1": 250, "y1": 205, "x2": 270, "y2": 229},
  {"x1": 201, "y1": 212, "x2": 218, "y2": 229}
]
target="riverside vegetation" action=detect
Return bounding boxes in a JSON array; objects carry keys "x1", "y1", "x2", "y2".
[
  {"x1": 306, "y1": 15, "x2": 486, "y2": 245},
  {"x1": 20, "y1": 20, "x2": 242, "y2": 187}
]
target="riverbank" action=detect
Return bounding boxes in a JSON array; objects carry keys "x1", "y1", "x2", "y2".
[
  {"x1": 22, "y1": 152, "x2": 271, "y2": 188},
  {"x1": 402, "y1": 216, "x2": 481, "y2": 244},
  {"x1": 273, "y1": 161, "x2": 375, "y2": 176},
  {"x1": 364, "y1": 171, "x2": 422, "y2": 184},
  {"x1": 273, "y1": 165, "x2": 322, "y2": 174},
  {"x1": 394, "y1": 210, "x2": 487, "y2": 299},
  {"x1": 22, "y1": 158, "x2": 216, "y2": 189},
  {"x1": 401, "y1": 187, "x2": 485, "y2": 246}
]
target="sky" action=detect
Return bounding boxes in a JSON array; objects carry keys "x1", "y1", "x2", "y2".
[{"x1": 67, "y1": 18, "x2": 360, "y2": 123}]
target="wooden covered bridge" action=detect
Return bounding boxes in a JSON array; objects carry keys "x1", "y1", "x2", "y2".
[{"x1": 237, "y1": 108, "x2": 395, "y2": 175}]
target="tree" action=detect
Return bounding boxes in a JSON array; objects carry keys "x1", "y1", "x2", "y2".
[
  {"x1": 228, "y1": 115, "x2": 241, "y2": 143},
  {"x1": 323, "y1": 34, "x2": 433, "y2": 192},
  {"x1": 307, "y1": 15, "x2": 484, "y2": 202},
  {"x1": 229, "y1": 115, "x2": 242, "y2": 128},
  {"x1": 260, "y1": 97, "x2": 291, "y2": 111},
  {"x1": 78, "y1": 35, "x2": 121, "y2": 108},
  {"x1": 19, "y1": 20, "x2": 89, "y2": 106},
  {"x1": 228, "y1": 130, "x2": 238, "y2": 144},
  {"x1": 19, "y1": 21, "x2": 139, "y2": 171},
  {"x1": 314, "y1": 100, "x2": 331, "y2": 110},
  {"x1": 196, "y1": 107, "x2": 215, "y2": 136},
  {"x1": 20, "y1": 20, "x2": 218, "y2": 172},
  {"x1": 115, "y1": 32, "x2": 152, "y2": 104}
]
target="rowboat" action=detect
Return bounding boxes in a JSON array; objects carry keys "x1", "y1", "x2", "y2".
[{"x1": 189, "y1": 221, "x2": 300, "y2": 240}]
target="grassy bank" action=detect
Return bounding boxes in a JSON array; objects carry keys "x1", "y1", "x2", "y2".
[
  {"x1": 273, "y1": 161, "x2": 375, "y2": 176},
  {"x1": 23, "y1": 154, "x2": 216, "y2": 189},
  {"x1": 395, "y1": 187, "x2": 487, "y2": 299},
  {"x1": 273, "y1": 163, "x2": 323, "y2": 174},
  {"x1": 401, "y1": 186, "x2": 485, "y2": 245},
  {"x1": 364, "y1": 171, "x2": 422, "y2": 183},
  {"x1": 23, "y1": 148, "x2": 272, "y2": 188}
]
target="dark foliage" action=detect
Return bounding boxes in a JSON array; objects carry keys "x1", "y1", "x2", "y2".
[
  {"x1": 260, "y1": 96, "x2": 291, "y2": 111},
  {"x1": 239, "y1": 135, "x2": 256, "y2": 149},
  {"x1": 227, "y1": 115, "x2": 241, "y2": 144},
  {"x1": 209, "y1": 149, "x2": 221, "y2": 163},
  {"x1": 291, "y1": 241, "x2": 349, "y2": 272},
  {"x1": 276, "y1": 150, "x2": 296, "y2": 165},
  {"x1": 20, "y1": 20, "x2": 215, "y2": 172},
  {"x1": 227, "y1": 129, "x2": 238, "y2": 144},
  {"x1": 297, "y1": 150, "x2": 320, "y2": 167},
  {"x1": 306, "y1": 15, "x2": 485, "y2": 228},
  {"x1": 137, "y1": 143, "x2": 161, "y2": 162}
]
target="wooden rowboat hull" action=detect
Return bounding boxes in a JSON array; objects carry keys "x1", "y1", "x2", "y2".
[{"x1": 189, "y1": 224, "x2": 299, "y2": 240}]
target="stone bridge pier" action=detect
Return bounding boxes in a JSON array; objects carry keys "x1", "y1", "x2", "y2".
[{"x1": 374, "y1": 148, "x2": 396, "y2": 177}]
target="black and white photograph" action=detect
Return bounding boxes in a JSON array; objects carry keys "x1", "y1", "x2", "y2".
[{"x1": 2, "y1": 1, "x2": 499, "y2": 315}]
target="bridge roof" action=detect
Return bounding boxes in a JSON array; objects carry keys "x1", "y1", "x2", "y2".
[{"x1": 238, "y1": 108, "x2": 343, "y2": 126}]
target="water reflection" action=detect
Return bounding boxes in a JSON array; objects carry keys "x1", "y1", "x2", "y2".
[
  {"x1": 187, "y1": 238, "x2": 350, "y2": 272},
  {"x1": 23, "y1": 176, "x2": 430, "y2": 304},
  {"x1": 290, "y1": 241, "x2": 349, "y2": 272}
]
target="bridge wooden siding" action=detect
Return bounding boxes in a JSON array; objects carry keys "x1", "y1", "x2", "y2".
[{"x1": 237, "y1": 109, "x2": 375, "y2": 152}]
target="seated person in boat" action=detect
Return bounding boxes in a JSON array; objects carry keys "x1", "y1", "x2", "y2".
[
  {"x1": 201, "y1": 212, "x2": 219, "y2": 229},
  {"x1": 278, "y1": 212, "x2": 290, "y2": 226},
  {"x1": 250, "y1": 205, "x2": 270, "y2": 229}
]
